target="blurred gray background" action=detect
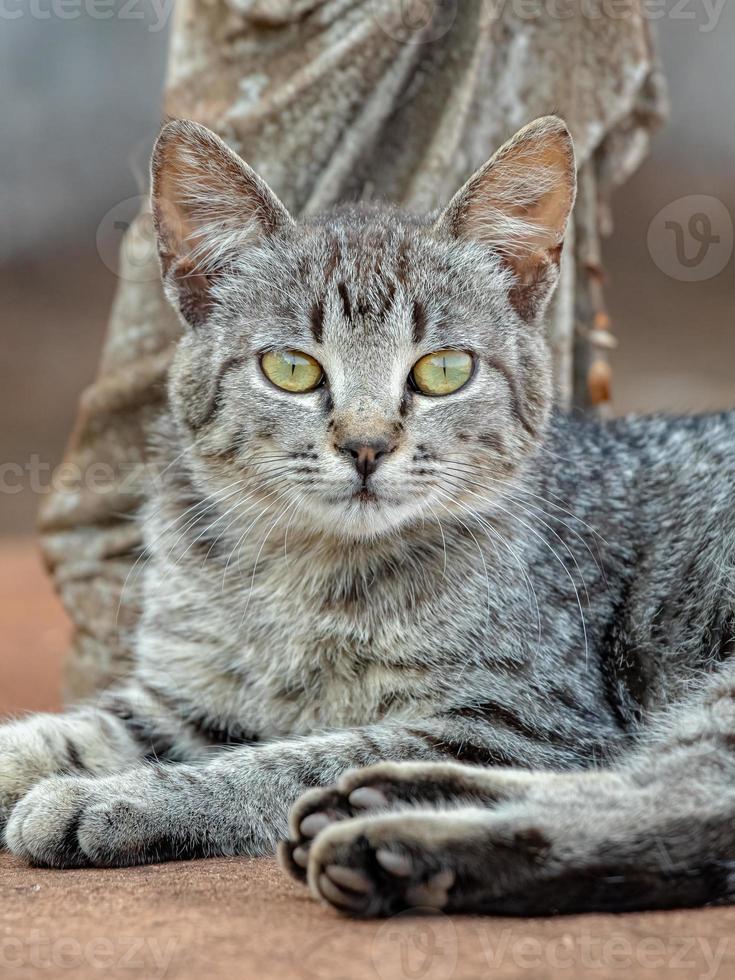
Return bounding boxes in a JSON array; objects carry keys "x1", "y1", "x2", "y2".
[{"x1": 1, "y1": 1, "x2": 734, "y2": 535}]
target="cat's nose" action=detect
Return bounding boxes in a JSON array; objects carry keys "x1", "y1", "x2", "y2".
[{"x1": 337, "y1": 439, "x2": 396, "y2": 481}]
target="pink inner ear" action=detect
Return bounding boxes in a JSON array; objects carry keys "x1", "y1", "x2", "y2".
[
  {"x1": 154, "y1": 150, "x2": 232, "y2": 275},
  {"x1": 462, "y1": 140, "x2": 574, "y2": 259},
  {"x1": 445, "y1": 118, "x2": 575, "y2": 255},
  {"x1": 154, "y1": 186, "x2": 195, "y2": 276},
  {"x1": 444, "y1": 120, "x2": 575, "y2": 321},
  {"x1": 151, "y1": 121, "x2": 294, "y2": 286}
]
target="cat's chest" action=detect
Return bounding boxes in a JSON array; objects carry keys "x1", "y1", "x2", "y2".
[
  {"x1": 140, "y1": 520, "x2": 535, "y2": 740},
  {"x1": 211, "y1": 560, "x2": 444, "y2": 732},
  {"x1": 144, "y1": 543, "x2": 490, "y2": 736}
]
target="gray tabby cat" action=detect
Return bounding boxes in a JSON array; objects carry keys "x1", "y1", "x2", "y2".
[{"x1": 2, "y1": 117, "x2": 734, "y2": 919}]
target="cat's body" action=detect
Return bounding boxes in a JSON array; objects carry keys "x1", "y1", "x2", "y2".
[
  {"x1": 137, "y1": 409, "x2": 612, "y2": 756},
  {"x1": 137, "y1": 407, "x2": 734, "y2": 755},
  {"x1": 2, "y1": 117, "x2": 734, "y2": 916}
]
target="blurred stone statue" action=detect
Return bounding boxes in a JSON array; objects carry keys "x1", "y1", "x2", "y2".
[{"x1": 39, "y1": 0, "x2": 666, "y2": 700}]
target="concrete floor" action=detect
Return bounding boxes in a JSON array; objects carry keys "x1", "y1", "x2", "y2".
[{"x1": 3, "y1": 847, "x2": 735, "y2": 980}]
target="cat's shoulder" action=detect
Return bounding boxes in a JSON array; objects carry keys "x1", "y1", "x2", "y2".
[
  {"x1": 545, "y1": 407, "x2": 735, "y2": 486},
  {"x1": 549, "y1": 405, "x2": 735, "y2": 449}
]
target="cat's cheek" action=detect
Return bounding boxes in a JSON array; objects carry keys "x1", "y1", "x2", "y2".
[{"x1": 169, "y1": 338, "x2": 238, "y2": 434}]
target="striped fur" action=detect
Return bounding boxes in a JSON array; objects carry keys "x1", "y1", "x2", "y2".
[{"x1": 1, "y1": 120, "x2": 734, "y2": 920}]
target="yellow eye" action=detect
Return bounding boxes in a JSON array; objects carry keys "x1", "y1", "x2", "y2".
[
  {"x1": 411, "y1": 350, "x2": 473, "y2": 396},
  {"x1": 261, "y1": 350, "x2": 324, "y2": 393}
]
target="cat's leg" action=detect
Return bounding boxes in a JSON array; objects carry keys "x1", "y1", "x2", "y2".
[
  {"x1": 0, "y1": 681, "x2": 206, "y2": 842},
  {"x1": 290, "y1": 667, "x2": 735, "y2": 916},
  {"x1": 4, "y1": 716, "x2": 574, "y2": 868}
]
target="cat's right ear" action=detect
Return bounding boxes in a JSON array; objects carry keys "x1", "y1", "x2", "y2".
[
  {"x1": 434, "y1": 116, "x2": 577, "y2": 324},
  {"x1": 150, "y1": 119, "x2": 294, "y2": 328}
]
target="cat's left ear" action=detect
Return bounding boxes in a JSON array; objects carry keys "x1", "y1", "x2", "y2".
[
  {"x1": 151, "y1": 119, "x2": 294, "y2": 328},
  {"x1": 435, "y1": 116, "x2": 577, "y2": 323}
]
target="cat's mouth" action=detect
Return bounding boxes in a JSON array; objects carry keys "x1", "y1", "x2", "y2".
[
  {"x1": 322, "y1": 487, "x2": 406, "y2": 516},
  {"x1": 347, "y1": 486, "x2": 404, "y2": 507},
  {"x1": 323, "y1": 488, "x2": 385, "y2": 506},
  {"x1": 353, "y1": 488, "x2": 379, "y2": 504}
]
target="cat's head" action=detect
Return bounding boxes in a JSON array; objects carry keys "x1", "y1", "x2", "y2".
[{"x1": 151, "y1": 117, "x2": 576, "y2": 540}]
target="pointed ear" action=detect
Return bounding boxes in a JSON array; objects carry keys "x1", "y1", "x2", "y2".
[
  {"x1": 150, "y1": 119, "x2": 294, "y2": 328},
  {"x1": 435, "y1": 116, "x2": 577, "y2": 322}
]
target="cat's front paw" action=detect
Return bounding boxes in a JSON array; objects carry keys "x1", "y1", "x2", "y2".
[
  {"x1": 5, "y1": 771, "x2": 183, "y2": 868},
  {"x1": 279, "y1": 760, "x2": 532, "y2": 883},
  {"x1": 302, "y1": 804, "x2": 567, "y2": 917},
  {"x1": 6, "y1": 775, "x2": 99, "y2": 867},
  {"x1": 297, "y1": 773, "x2": 717, "y2": 918},
  {"x1": 0, "y1": 724, "x2": 53, "y2": 835},
  {"x1": 303, "y1": 808, "x2": 496, "y2": 917}
]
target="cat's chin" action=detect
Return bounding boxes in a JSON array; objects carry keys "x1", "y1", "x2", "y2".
[{"x1": 304, "y1": 494, "x2": 426, "y2": 542}]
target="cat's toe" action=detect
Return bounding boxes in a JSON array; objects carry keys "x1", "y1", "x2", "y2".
[
  {"x1": 76, "y1": 797, "x2": 160, "y2": 867},
  {"x1": 316, "y1": 863, "x2": 377, "y2": 912},
  {"x1": 288, "y1": 786, "x2": 354, "y2": 839},
  {"x1": 335, "y1": 760, "x2": 524, "y2": 811},
  {"x1": 306, "y1": 811, "x2": 460, "y2": 917},
  {"x1": 335, "y1": 762, "x2": 438, "y2": 810},
  {"x1": 5, "y1": 776, "x2": 94, "y2": 868},
  {"x1": 281, "y1": 785, "x2": 358, "y2": 883}
]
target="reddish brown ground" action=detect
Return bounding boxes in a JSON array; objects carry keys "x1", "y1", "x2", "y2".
[{"x1": 1, "y1": 543, "x2": 733, "y2": 980}]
